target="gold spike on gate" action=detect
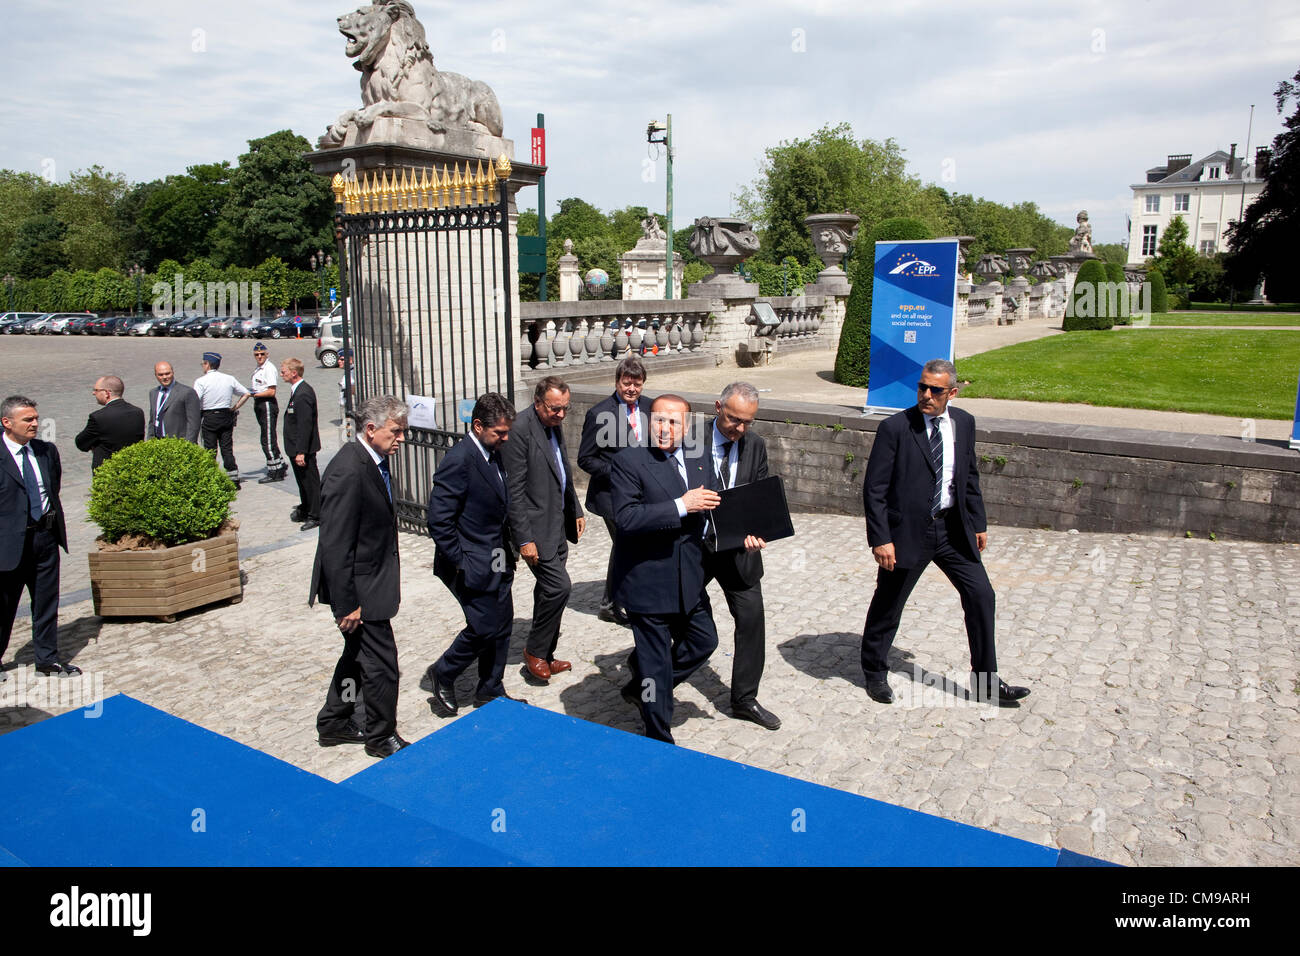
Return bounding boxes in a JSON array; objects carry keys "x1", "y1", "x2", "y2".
[
  {"x1": 485, "y1": 159, "x2": 497, "y2": 200},
  {"x1": 331, "y1": 173, "x2": 345, "y2": 207},
  {"x1": 451, "y1": 165, "x2": 464, "y2": 206},
  {"x1": 419, "y1": 167, "x2": 432, "y2": 208},
  {"x1": 474, "y1": 160, "x2": 486, "y2": 205}
]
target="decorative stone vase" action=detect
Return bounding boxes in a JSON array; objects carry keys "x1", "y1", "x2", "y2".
[
  {"x1": 804, "y1": 212, "x2": 861, "y2": 296},
  {"x1": 686, "y1": 217, "x2": 761, "y2": 297},
  {"x1": 89, "y1": 532, "x2": 242, "y2": 623}
]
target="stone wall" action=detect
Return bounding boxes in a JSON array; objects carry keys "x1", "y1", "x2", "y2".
[{"x1": 563, "y1": 386, "x2": 1300, "y2": 543}]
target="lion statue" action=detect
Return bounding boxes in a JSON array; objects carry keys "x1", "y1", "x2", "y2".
[{"x1": 319, "y1": 0, "x2": 504, "y2": 149}]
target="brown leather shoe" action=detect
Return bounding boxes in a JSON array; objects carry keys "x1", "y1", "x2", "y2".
[
  {"x1": 547, "y1": 658, "x2": 572, "y2": 674},
  {"x1": 523, "y1": 651, "x2": 551, "y2": 682}
]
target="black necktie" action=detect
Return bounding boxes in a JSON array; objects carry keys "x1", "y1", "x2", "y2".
[
  {"x1": 930, "y1": 418, "x2": 944, "y2": 517},
  {"x1": 489, "y1": 449, "x2": 504, "y2": 486},
  {"x1": 21, "y1": 446, "x2": 43, "y2": 521},
  {"x1": 378, "y1": 458, "x2": 392, "y2": 502},
  {"x1": 719, "y1": 440, "x2": 733, "y2": 490}
]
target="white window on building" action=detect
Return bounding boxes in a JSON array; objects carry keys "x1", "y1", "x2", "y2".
[
  {"x1": 1207, "y1": 165, "x2": 1221, "y2": 180},
  {"x1": 1144, "y1": 194, "x2": 1160, "y2": 213},
  {"x1": 1174, "y1": 194, "x2": 1190, "y2": 212},
  {"x1": 1142, "y1": 225, "x2": 1158, "y2": 257},
  {"x1": 1199, "y1": 240, "x2": 1216, "y2": 255}
]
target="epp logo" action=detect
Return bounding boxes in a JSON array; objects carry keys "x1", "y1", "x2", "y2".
[{"x1": 888, "y1": 255, "x2": 939, "y2": 277}]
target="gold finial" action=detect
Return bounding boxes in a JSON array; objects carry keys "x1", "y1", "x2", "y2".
[
  {"x1": 382, "y1": 170, "x2": 395, "y2": 212},
  {"x1": 359, "y1": 172, "x2": 374, "y2": 214},
  {"x1": 495, "y1": 153, "x2": 511, "y2": 179},
  {"x1": 348, "y1": 174, "x2": 360, "y2": 214},
  {"x1": 419, "y1": 167, "x2": 432, "y2": 209},
  {"x1": 331, "y1": 173, "x2": 345, "y2": 206},
  {"x1": 485, "y1": 158, "x2": 497, "y2": 198},
  {"x1": 402, "y1": 168, "x2": 415, "y2": 211},
  {"x1": 451, "y1": 164, "x2": 463, "y2": 206},
  {"x1": 473, "y1": 160, "x2": 486, "y2": 205},
  {"x1": 438, "y1": 165, "x2": 450, "y2": 207}
]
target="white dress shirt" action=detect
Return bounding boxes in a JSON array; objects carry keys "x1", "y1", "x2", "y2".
[{"x1": 923, "y1": 411, "x2": 955, "y2": 510}]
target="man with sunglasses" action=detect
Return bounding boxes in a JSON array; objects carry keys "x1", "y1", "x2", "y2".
[
  {"x1": 860, "y1": 359, "x2": 1030, "y2": 707},
  {"x1": 501, "y1": 376, "x2": 585, "y2": 685}
]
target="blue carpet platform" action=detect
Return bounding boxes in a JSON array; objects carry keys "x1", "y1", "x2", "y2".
[{"x1": 0, "y1": 694, "x2": 1108, "y2": 866}]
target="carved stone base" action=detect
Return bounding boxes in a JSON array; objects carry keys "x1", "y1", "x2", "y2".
[
  {"x1": 334, "y1": 118, "x2": 514, "y2": 161},
  {"x1": 688, "y1": 275, "x2": 759, "y2": 298},
  {"x1": 805, "y1": 267, "x2": 851, "y2": 297}
]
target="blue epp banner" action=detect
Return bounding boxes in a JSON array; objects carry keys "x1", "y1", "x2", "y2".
[
  {"x1": 866, "y1": 239, "x2": 959, "y2": 412},
  {"x1": 1291, "y1": 368, "x2": 1300, "y2": 450}
]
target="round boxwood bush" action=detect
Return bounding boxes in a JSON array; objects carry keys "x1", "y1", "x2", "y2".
[
  {"x1": 834, "y1": 216, "x2": 933, "y2": 387},
  {"x1": 88, "y1": 438, "x2": 237, "y2": 546},
  {"x1": 1104, "y1": 261, "x2": 1131, "y2": 325},
  {"x1": 1064, "y1": 259, "x2": 1115, "y2": 331}
]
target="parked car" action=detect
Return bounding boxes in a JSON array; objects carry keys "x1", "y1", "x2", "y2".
[
  {"x1": 154, "y1": 313, "x2": 204, "y2": 336},
  {"x1": 86, "y1": 315, "x2": 119, "y2": 335},
  {"x1": 1, "y1": 312, "x2": 44, "y2": 333},
  {"x1": 203, "y1": 316, "x2": 240, "y2": 337},
  {"x1": 44, "y1": 313, "x2": 92, "y2": 334},
  {"x1": 251, "y1": 315, "x2": 320, "y2": 340},
  {"x1": 225, "y1": 316, "x2": 261, "y2": 338},
  {"x1": 315, "y1": 317, "x2": 346, "y2": 367},
  {"x1": 171, "y1": 315, "x2": 210, "y2": 336},
  {"x1": 131, "y1": 317, "x2": 163, "y2": 336},
  {"x1": 23, "y1": 314, "x2": 55, "y2": 333}
]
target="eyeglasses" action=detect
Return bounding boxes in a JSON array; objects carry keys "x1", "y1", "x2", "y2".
[
  {"x1": 917, "y1": 383, "x2": 952, "y2": 396},
  {"x1": 543, "y1": 402, "x2": 570, "y2": 414}
]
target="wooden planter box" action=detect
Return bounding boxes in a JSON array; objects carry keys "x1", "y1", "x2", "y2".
[{"x1": 89, "y1": 532, "x2": 242, "y2": 622}]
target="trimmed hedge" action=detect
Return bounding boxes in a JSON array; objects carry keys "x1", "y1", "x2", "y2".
[
  {"x1": 1064, "y1": 259, "x2": 1115, "y2": 331},
  {"x1": 88, "y1": 438, "x2": 237, "y2": 546},
  {"x1": 833, "y1": 217, "x2": 932, "y2": 387},
  {"x1": 1104, "y1": 262, "x2": 1131, "y2": 325},
  {"x1": 1148, "y1": 266, "x2": 1169, "y2": 313}
]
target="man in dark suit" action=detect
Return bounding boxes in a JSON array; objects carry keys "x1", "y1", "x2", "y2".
[
  {"x1": 502, "y1": 376, "x2": 585, "y2": 685},
  {"x1": 703, "y1": 382, "x2": 780, "y2": 730},
  {"x1": 310, "y1": 395, "x2": 410, "y2": 758},
  {"x1": 279, "y1": 358, "x2": 321, "y2": 532},
  {"x1": 611, "y1": 394, "x2": 720, "y2": 744},
  {"x1": 1, "y1": 396, "x2": 79, "y2": 679},
  {"x1": 861, "y1": 358, "x2": 1030, "y2": 707},
  {"x1": 74, "y1": 375, "x2": 145, "y2": 470},
  {"x1": 578, "y1": 356, "x2": 652, "y2": 626},
  {"x1": 147, "y1": 362, "x2": 201, "y2": 442},
  {"x1": 423, "y1": 393, "x2": 523, "y2": 716}
]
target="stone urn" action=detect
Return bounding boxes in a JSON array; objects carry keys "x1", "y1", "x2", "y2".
[
  {"x1": 687, "y1": 217, "x2": 761, "y2": 297},
  {"x1": 804, "y1": 212, "x2": 861, "y2": 295}
]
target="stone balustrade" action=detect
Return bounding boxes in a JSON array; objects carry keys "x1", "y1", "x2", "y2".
[
  {"x1": 519, "y1": 299, "x2": 713, "y2": 370},
  {"x1": 749, "y1": 295, "x2": 825, "y2": 341}
]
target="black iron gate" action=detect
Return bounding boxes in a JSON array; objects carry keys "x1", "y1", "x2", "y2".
[{"x1": 331, "y1": 159, "x2": 516, "y2": 533}]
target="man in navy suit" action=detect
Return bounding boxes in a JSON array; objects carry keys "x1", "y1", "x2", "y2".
[
  {"x1": 311, "y1": 395, "x2": 410, "y2": 758},
  {"x1": 610, "y1": 394, "x2": 720, "y2": 744},
  {"x1": 861, "y1": 358, "x2": 1030, "y2": 707},
  {"x1": 578, "y1": 356, "x2": 652, "y2": 625},
  {"x1": 279, "y1": 358, "x2": 321, "y2": 531},
  {"x1": 74, "y1": 375, "x2": 145, "y2": 470},
  {"x1": 423, "y1": 393, "x2": 523, "y2": 716},
  {"x1": 1, "y1": 396, "x2": 79, "y2": 678}
]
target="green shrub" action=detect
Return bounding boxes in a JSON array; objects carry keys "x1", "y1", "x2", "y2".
[
  {"x1": 834, "y1": 217, "x2": 932, "y2": 386},
  {"x1": 1148, "y1": 266, "x2": 1169, "y2": 313},
  {"x1": 88, "y1": 438, "x2": 237, "y2": 546},
  {"x1": 1064, "y1": 259, "x2": 1115, "y2": 331},
  {"x1": 1104, "y1": 262, "x2": 1131, "y2": 325}
]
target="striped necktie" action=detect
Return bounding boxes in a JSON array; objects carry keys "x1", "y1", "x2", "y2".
[{"x1": 930, "y1": 418, "x2": 944, "y2": 517}]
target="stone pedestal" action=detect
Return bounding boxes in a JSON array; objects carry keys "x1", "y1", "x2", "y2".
[
  {"x1": 558, "y1": 243, "x2": 580, "y2": 302},
  {"x1": 804, "y1": 212, "x2": 860, "y2": 296},
  {"x1": 619, "y1": 245, "x2": 683, "y2": 300}
]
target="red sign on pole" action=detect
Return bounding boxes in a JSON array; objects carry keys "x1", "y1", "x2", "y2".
[{"x1": 531, "y1": 128, "x2": 545, "y2": 167}]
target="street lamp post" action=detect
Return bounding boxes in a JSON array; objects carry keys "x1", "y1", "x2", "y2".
[
  {"x1": 647, "y1": 116, "x2": 674, "y2": 299},
  {"x1": 311, "y1": 250, "x2": 333, "y2": 318},
  {"x1": 129, "y1": 264, "x2": 145, "y2": 316}
]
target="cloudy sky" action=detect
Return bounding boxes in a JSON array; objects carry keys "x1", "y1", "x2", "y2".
[{"x1": 3, "y1": 0, "x2": 1297, "y2": 245}]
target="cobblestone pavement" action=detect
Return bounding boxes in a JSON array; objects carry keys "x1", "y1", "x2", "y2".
[{"x1": 1, "y1": 510, "x2": 1295, "y2": 867}]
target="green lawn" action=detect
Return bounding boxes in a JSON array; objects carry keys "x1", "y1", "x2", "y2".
[
  {"x1": 1148, "y1": 312, "x2": 1300, "y2": 327},
  {"x1": 958, "y1": 330, "x2": 1300, "y2": 419}
]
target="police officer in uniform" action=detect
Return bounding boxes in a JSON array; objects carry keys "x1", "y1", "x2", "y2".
[
  {"x1": 251, "y1": 343, "x2": 287, "y2": 483},
  {"x1": 194, "y1": 352, "x2": 251, "y2": 484}
]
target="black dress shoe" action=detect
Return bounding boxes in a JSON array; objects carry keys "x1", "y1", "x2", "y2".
[
  {"x1": 364, "y1": 734, "x2": 410, "y2": 758},
  {"x1": 36, "y1": 662, "x2": 81, "y2": 677},
  {"x1": 865, "y1": 679, "x2": 894, "y2": 704},
  {"x1": 473, "y1": 690, "x2": 528, "y2": 708},
  {"x1": 598, "y1": 604, "x2": 631, "y2": 626},
  {"x1": 426, "y1": 672, "x2": 458, "y2": 718},
  {"x1": 971, "y1": 674, "x2": 1031, "y2": 707},
  {"x1": 620, "y1": 678, "x2": 642, "y2": 706},
  {"x1": 300, "y1": 518, "x2": 320, "y2": 531},
  {"x1": 732, "y1": 699, "x2": 781, "y2": 730},
  {"x1": 290, "y1": 507, "x2": 305, "y2": 522},
  {"x1": 318, "y1": 724, "x2": 365, "y2": 747}
]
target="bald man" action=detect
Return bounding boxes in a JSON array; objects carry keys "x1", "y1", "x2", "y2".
[
  {"x1": 147, "y1": 362, "x2": 201, "y2": 443},
  {"x1": 74, "y1": 375, "x2": 144, "y2": 469}
]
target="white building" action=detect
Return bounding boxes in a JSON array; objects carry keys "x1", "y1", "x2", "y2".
[{"x1": 1126, "y1": 147, "x2": 1269, "y2": 266}]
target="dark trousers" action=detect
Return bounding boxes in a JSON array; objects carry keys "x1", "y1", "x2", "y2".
[
  {"x1": 702, "y1": 550, "x2": 766, "y2": 705},
  {"x1": 292, "y1": 454, "x2": 321, "y2": 520},
  {"x1": 254, "y1": 398, "x2": 281, "y2": 464},
  {"x1": 434, "y1": 571, "x2": 515, "y2": 698},
  {"x1": 626, "y1": 597, "x2": 719, "y2": 744},
  {"x1": 200, "y1": 409, "x2": 238, "y2": 475},
  {"x1": 317, "y1": 619, "x2": 399, "y2": 747},
  {"x1": 860, "y1": 509, "x2": 997, "y2": 683},
  {"x1": 600, "y1": 516, "x2": 619, "y2": 608},
  {"x1": 524, "y1": 541, "x2": 570, "y2": 660},
  {"x1": 0, "y1": 525, "x2": 61, "y2": 667}
]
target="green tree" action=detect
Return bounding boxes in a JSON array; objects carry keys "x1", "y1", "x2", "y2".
[
  {"x1": 833, "y1": 217, "x2": 932, "y2": 386},
  {"x1": 212, "y1": 131, "x2": 333, "y2": 268},
  {"x1": 738, "y1": 123, "x2": 954, "y2": 266},
  {"x1": 1093, "y1": 243, "x2": 1129, "y2": 265},
  {"x1": 1153, "y1": 215, "x2": 1197, "y2": 285},
  {"x1": 54, "y1": 167, "x2": 129, "y2": 271},
  {"x1": 1226, "y1": 67, "x2": 1300, "y2": 302},
  {"x1": 6, "y1": 214, "x2": 69, "y2": 278},
  {"x1": 134, "y1": 163, "x2": 232, "y2": 268},
  {"x1": 1147, "y1": 265, "x2": 1169, "y2": 313}
]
